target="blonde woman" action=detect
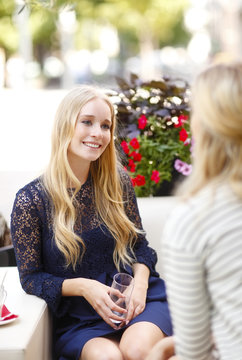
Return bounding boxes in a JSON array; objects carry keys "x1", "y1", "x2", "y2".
[
  {"x1": 146, "y1": 62, "x2": 242, "y2": 360},
  {"x1": 11, "y1": 85, "x2": 172, "y2": 360}
]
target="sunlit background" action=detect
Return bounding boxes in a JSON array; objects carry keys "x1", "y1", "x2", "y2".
[{"x1": 0, "y1": 0, "x2": 242, "y2": 174}]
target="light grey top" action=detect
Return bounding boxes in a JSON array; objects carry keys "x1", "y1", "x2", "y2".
[{"x1": 162, "y1": 183, "x2": 242, "y2": 360}]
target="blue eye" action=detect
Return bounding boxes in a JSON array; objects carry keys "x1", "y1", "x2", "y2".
[
  {"x1": 82, "y1": 120, "x2": 92, "y2": 126},
  {"x1": 102, "y1": 123, "x2": 111, "y2": 130}
]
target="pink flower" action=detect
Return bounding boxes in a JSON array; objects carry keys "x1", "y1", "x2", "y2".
[
  {"x1": 130, "y1": 138, "x2": 140, "y2": 150},
  {"x1": 130, "y1": 151, "x2": 142, "y2": 162},
  {"x1": 174, "y1": 159, "x2": 192, "y2": 176},
  {"x1": 121, "y1": 140, "x2": 129, "y2": 154},
  {"x1": 138, "y1": 115, "x2": 148, "y2": 130},
  {"x1": 151, "y1": 170, "x2": 160, "y2": 184},
  {"x1": 183, "y1": 138, "x2": 191, "y2": 146},
  {"x1": 179, "y1": 128, "x2": 188, "y2": 142},
  {"x1": 174, "y1": 115, "x2": 188, "y2": 128},
  {"x1": 190, "y1": 136, "x2": 195, "y2": 155}
]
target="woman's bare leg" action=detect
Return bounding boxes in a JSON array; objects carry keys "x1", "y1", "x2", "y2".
[
  {"x1": 145, "y1": 336, "x2": 176, "y2": 360},
  {"x1": 80, "y1": 335, "x2": 123, "y2": 360},
  {"x1": 119, "y1": 322, "x2": 165, "y2": 360}
]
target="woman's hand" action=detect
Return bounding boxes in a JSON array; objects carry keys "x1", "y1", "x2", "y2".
[
  {"x1": 83, "y1": 279, "x2": 129, "y2": 328},
  {"x1": 124, "y1": 263, "x2": 150, "y2": 324},
  {"x1": 125, "y1": 281, "x2": 147, "y2": 324},
  {"x1": 62, "y1": 278, "x2": 126, "y2": 329}
]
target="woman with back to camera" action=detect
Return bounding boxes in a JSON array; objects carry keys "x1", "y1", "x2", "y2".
[
  {"x1": 11, "y1": 85, "x2": 173, "y2": 360},
  {"x1": 146, "y1": 62, "x2": 242, "y2": 360}
]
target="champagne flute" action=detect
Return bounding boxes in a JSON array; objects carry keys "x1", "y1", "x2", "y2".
[
  {"x1": 0, "y1": 271, "x2": 7, "y2": 319},
  {"x1": 109, "y1": 272, "x2": 134, "y2": 326}
]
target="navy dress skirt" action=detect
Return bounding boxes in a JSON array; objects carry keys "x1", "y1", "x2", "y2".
[{"x1": 10, "y1": 171, "x2": 173, "y2": 360}]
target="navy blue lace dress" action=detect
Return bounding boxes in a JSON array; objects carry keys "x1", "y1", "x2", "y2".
[{"x1": 11, "y1": 170, "x2": 172, "y2": 360}]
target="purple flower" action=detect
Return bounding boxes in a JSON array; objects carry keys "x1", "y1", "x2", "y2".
[{"x1": 174, "y1": 159, "x2": 192, "y2": 176}]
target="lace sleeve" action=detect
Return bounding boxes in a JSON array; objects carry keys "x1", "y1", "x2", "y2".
[
  {"x1": 121, "y1": 170, "x2": 158, "y2": 275},
  {"x1": 10, "y1": 187, "x2": 67, "y2": 316}
]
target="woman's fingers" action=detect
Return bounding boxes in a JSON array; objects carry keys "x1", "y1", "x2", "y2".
[
  {"x1": 108, "y1": 296, "x2": 127, "y2": 314},
  {"x1": 125, "y1": 301, "x2": 134, "y2": 323},
  {"x1": 108, "y1": 287, "x2": 125, "y2": 298},
  {"x1": 81, "y1": 280, "x2": 131, "y2": 329},
  {"x1": 125, "y1": 299, "x2": 145, "y2": 323},
  {"x1": 102, "y1": 309, "x2": 123, "y2": 329},
  {"x1": 94, "y1": 290, "x2": 128, "y2": 328},
  {"x1": 134, "y1": 304, "x2": 144, "y2": 315}
]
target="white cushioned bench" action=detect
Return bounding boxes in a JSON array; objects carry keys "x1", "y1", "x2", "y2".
[{"x1": 0, "y1": 267, "x2": 52, "y2": 360}]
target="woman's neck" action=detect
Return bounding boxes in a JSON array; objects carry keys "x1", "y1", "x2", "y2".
[{"x1": 68, "y1": 158, "x2": 90, "y2": 186}]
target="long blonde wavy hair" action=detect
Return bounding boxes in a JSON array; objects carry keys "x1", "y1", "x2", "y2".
[
  {"x1": 43, "y1": 85, "x2": 141, "y2": 270},
  {"x1": 176, "y1": 61, "x2": 242, "y2": 199}
]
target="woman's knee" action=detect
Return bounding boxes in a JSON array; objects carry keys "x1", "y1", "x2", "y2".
[
  {"x1": 81, "y1": 338, "x2": 123, "y2": 360},
  {"x1": 82, "y1": 348, "x2": 122, "y2": 360},
  {"x1": 93, "y1": 351, "x2": 122, "y2": 360},
  {"x1": 119, "y1": 322, "x2": 165, "y2": 360},
  {"x1": 121, "y1": 343, "x2": 148, "y2": 360}
]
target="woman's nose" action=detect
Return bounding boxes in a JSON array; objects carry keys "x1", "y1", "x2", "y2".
[{"x1": 90, "y1": 123, "x2": 102, "y2": 137}]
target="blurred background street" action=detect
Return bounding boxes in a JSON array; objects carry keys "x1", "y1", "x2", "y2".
[{"x1": 1, "y1": 0, "x2": 242, "y2": 173}]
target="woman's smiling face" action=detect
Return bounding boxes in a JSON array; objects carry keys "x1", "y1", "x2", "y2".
[{"x1": 67, "y1": 97, "x2": 112, "y2": 166}]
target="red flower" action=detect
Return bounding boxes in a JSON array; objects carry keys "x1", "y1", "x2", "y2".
[
  {"x1": 131, "y1": 178, "x2": 137, "y2": 187},
  {"x1": 121, "y1": 140, "x2": 129, "y2": 154},
  {"x1": 130, "y1": 138, "x2": 140, "y2": 150},
  {"x1": 135, "y1": 174, "x2": 146, "y2": 186},
  {"x1": 179, "y1": 128, "x2": 188, "y2": 142},
  {"x1": 138, "y1": 114, "x2": 148, "y2": 130},
  {"x1": 130, "y1": 151, "x2": 142, "y2": 162},
  {"x1": 128, "y1": 159, "x2": 136, "y2": 173},
  {"x1": 174, "y1": 115, "x2": 188, "y2": 128},
  {"x1": 151, "y1": 170, "x2": 160, "y2": 184}
]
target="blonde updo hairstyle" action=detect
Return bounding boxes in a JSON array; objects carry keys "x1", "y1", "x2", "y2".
[
  {"x1": 177, "y1": 62, "x2": 242, "y2": 198},
  {"x1": 43, "y1": 85, "x2": 139, "y2": 270}
]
